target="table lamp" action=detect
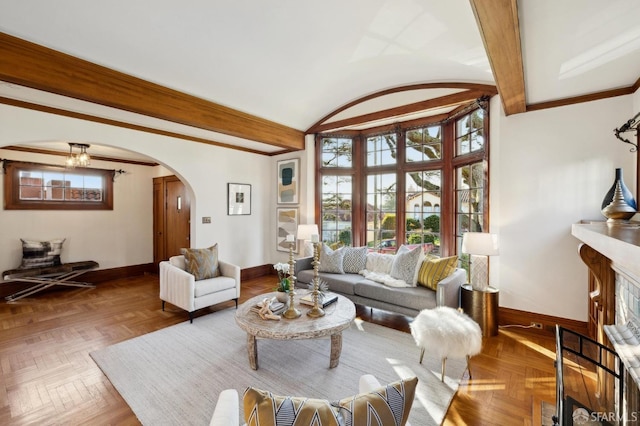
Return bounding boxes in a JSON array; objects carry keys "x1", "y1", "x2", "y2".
[
  {"x1": 297, "y1": 224, "x2": 319, "y2": 256},
  {"x1": 461, "y1": 232, "x2": 499, "y2": 291}
]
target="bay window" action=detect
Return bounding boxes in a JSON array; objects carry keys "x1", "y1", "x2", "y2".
[{"x1": 317, "y1": 105, "x2": 489, "y2": 259}]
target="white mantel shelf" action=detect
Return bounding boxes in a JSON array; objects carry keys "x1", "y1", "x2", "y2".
[{"x1": 572, "y1": 221, "x2": 640, "y2": 279}]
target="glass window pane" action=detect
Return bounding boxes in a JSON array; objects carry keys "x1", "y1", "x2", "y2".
[
  {"x1": 456, "y1": 161, "x2": 485, "y2": 238},
  {"x1": 321, "y1": 137, "x2": 353, "y2": 168},
  {"x1": 406, "y1": 125, "x2": 441, "y2": 163},
  {"x1": 366, "y1": 173, "x2": 397, "y2": 251},
  {"x1": 9, "y1": 162, "x2": 112, "y2": 209},
  {"x1": 456, "y1": 111, "x2": 485, "y2": 156},
  {"x1": 405, "y1": 170, "x2": 441, "y2": 255},
  {"x1": 366, "y1": 134, "x2": 396, "y2": 167},
  {"x1": 321, "y1": 175, "x2": 352, "y2": 247}
]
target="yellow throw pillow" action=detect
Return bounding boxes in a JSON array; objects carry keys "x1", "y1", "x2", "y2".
[
  {"x1": 417, "y1": 255, "x2": 458, "y2": 290},
  {"x1": 243, "y1": 387, "x2": 342, "y2": 426},
  {"x1": 180, "y1": 244, "x2": 220, "y2": 281},
  {"x1": 336, "y1": 377, "x2": 418, "y2": 426}
]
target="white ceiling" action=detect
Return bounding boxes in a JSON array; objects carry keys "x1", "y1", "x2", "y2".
[{"x1": 0, "y1": 0, "x2": 638, "y2": 159}]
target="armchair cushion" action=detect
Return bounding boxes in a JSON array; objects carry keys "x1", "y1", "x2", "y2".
[{"x1": 181, "y1": 244, "x2": 220, "y2": 280}]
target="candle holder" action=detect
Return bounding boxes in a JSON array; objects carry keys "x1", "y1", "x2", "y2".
[
  {"x1": 282, "y1": 239, "x2": 301, "y2": 319},
  {"x1": 306, "y1": 241, "x2": 325, "y2": 318}
]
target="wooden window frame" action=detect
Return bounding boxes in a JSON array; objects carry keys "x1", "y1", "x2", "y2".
[
  {"x1": 3, "y1": 161, "x2": 114, "y2": 210},
  {"x1": 316, "y1": 106, "x2": 489, "y2": 258}
]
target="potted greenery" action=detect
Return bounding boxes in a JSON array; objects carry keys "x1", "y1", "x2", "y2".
[{"x1": 273, "y1": 262, "x2": 291, "y2": 303}]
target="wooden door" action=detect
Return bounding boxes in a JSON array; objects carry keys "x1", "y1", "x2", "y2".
[
  {"x1": 165, "y1": 178, "x2": 190, "y2": 258},
  {"x1": 153, "y1": 179, "x2": 165, "y2": 265},
  {"x1": 153, "y1": 176, "x2": 191, "y2": 266}
]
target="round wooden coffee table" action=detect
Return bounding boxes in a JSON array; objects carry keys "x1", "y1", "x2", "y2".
[{"x1": 235, "y1": 292, "x2": 355, "y2": 370}]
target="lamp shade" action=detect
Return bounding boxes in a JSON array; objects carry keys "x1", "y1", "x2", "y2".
[
  {"x1": 297, "y1": 224, "x2": 319, "y2": 241},
  {"x1": 461, "y1": 232, "x2": 499, "y2": 256}
]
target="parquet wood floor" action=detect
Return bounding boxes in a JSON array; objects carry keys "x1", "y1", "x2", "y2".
[{"x1": 0, "y1": 274, "x2": 559, "y2": 425}]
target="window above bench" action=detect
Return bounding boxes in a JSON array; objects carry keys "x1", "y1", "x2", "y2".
[{"x1": 3, "y1": 160, "x2": 114, "y2": 210}]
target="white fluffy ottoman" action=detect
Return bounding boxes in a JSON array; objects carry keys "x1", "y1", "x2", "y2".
[{"x1": 410, "y1": 306, "x2": 482, "y2": 381}]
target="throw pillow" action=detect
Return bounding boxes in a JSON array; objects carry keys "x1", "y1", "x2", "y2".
[
  {"x1": 335, "y1": 376, "x2": 418, "y2": 426},
  {"x1": 417, "y1": 255, "x2": 459, "y2": 290},
  {"x1": 390, "y1": 245, "x2": 423, "y2": 286},
  {"x1": 363, "y1": 252, "x2": 395, "y2": 275},
  {"x1": 319, "y1": 244, "x2": 345, "y2": 274},
  {"x1": 342, "y1": 246, "x2": 368, "y2": 273},
  {"x1": 19, "y1": 238, "x2": 65, "y2": 269},
  {"x1": 180, "y1": 244, "x2": 220, "y2": 280},
  {"x1": 243, "y1": 387, "x2": 343, "y2": 426}
]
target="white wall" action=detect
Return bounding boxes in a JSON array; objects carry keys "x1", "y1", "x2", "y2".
[
  {"x1": 0, "y1": 148, "x2": 155, "y2": 271},
  {"x1": 2, "y1": 92, "x2": 638, "y2": 323},
  {"x1": 0, "y1": 104, "x2": 272, "y2": 272},
  {"x1": 269, "y1": 135, "x2": 316, "y2": 264},
  {"x1": 491, "y1": 93, "x2": 637, "y2": 321}
]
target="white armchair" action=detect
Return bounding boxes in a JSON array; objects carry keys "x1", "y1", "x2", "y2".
[{"x1": 159, "y1": 255, "x2": 241, "y2": 323}]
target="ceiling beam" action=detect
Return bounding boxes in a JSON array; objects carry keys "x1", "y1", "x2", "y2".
[
  {"x1": 0, "y1": 96, "x2": 275, "y2": 156},
  {"x1": 469, "y1": 0, "x2": 526, "y2": 115},
  {"x1": 0, "y1": 32, "x2": 305, "y2": 151},
  {"x1": 310, "y1": 89, "x2": 493, "y2": 133}
]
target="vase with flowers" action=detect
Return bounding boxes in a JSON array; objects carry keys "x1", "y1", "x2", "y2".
[{"x1": 273, "y1": 262, "x2": 291, "y2": 303}]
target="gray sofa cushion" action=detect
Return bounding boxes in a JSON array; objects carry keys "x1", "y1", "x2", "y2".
[
  {"x1": 354, "y1": 279, "x2": 436, "y2": 312},
  {"x1": 297, "y1": 270, "x2": 359, "y2": 295}
]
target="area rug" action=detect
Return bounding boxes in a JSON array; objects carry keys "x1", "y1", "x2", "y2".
[{"x1": 90, "y1": 307, "x2": 466, "y2": 425}]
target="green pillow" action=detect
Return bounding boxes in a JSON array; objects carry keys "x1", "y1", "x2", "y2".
[{"x1": 180, "y1": 244, "x2": 220, "y2": 280}]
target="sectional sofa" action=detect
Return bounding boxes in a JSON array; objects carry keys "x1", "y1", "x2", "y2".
[{"x1": 294, "y1": 245, "x2": 466, "y2": 317}]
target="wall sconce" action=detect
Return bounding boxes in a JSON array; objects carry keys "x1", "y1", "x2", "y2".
[
  {"x1": 65, "y1": 143, "x2": 91, "y2": 168},
  {"x1": 614, "y1": 111, "x2": 639, "y2": 152},
  {"x1": 461, "y1": 232, "x2": 499, "y2": 291}
]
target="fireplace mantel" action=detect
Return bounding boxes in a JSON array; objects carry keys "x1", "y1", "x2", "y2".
[
  {"x1": 572, "y1": 221, "x2": 640, "y2": 418},
  {"x1": 572, "y1": 221, "x2": 640, "y2": 280}
]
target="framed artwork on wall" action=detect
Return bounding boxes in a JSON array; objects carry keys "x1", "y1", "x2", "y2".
[
  {"x1": 277, "y1": 158, "x2": 299, "y2": 204},
  {"x1": 276, "y1": 207, "x2": 298, "y2": 252},
  {"x1": 228, "y1": 183, "x2": 251, "y2": 215}
]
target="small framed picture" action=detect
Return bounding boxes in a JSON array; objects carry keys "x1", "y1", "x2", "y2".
[{"x1": 228, "y1": 183, "x2": 251, "y2": 215}]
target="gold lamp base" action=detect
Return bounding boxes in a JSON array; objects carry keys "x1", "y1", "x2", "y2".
[
  {"x1": 306, "y1": 305, "x2": 325, "y2": 318},
  {"x1": 282, "y1": 297, "x2": 301, "y2": 319},
  {"x1": 306, "y1": 240, "x2": 325, "y2": 318}
]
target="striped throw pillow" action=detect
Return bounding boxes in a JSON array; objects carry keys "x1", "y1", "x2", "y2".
[{"x1": 417, "y1": 255, "x2": 458, "y2": 290}]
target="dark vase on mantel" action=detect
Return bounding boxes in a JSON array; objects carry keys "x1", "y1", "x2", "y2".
[{"x1": 601, "y1": 168, "x2": 637, "y2": 210}]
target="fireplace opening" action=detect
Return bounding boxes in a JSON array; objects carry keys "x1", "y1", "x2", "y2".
[{"x1": 555, "y1": 326, "x2": 624, "y2": 425}]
